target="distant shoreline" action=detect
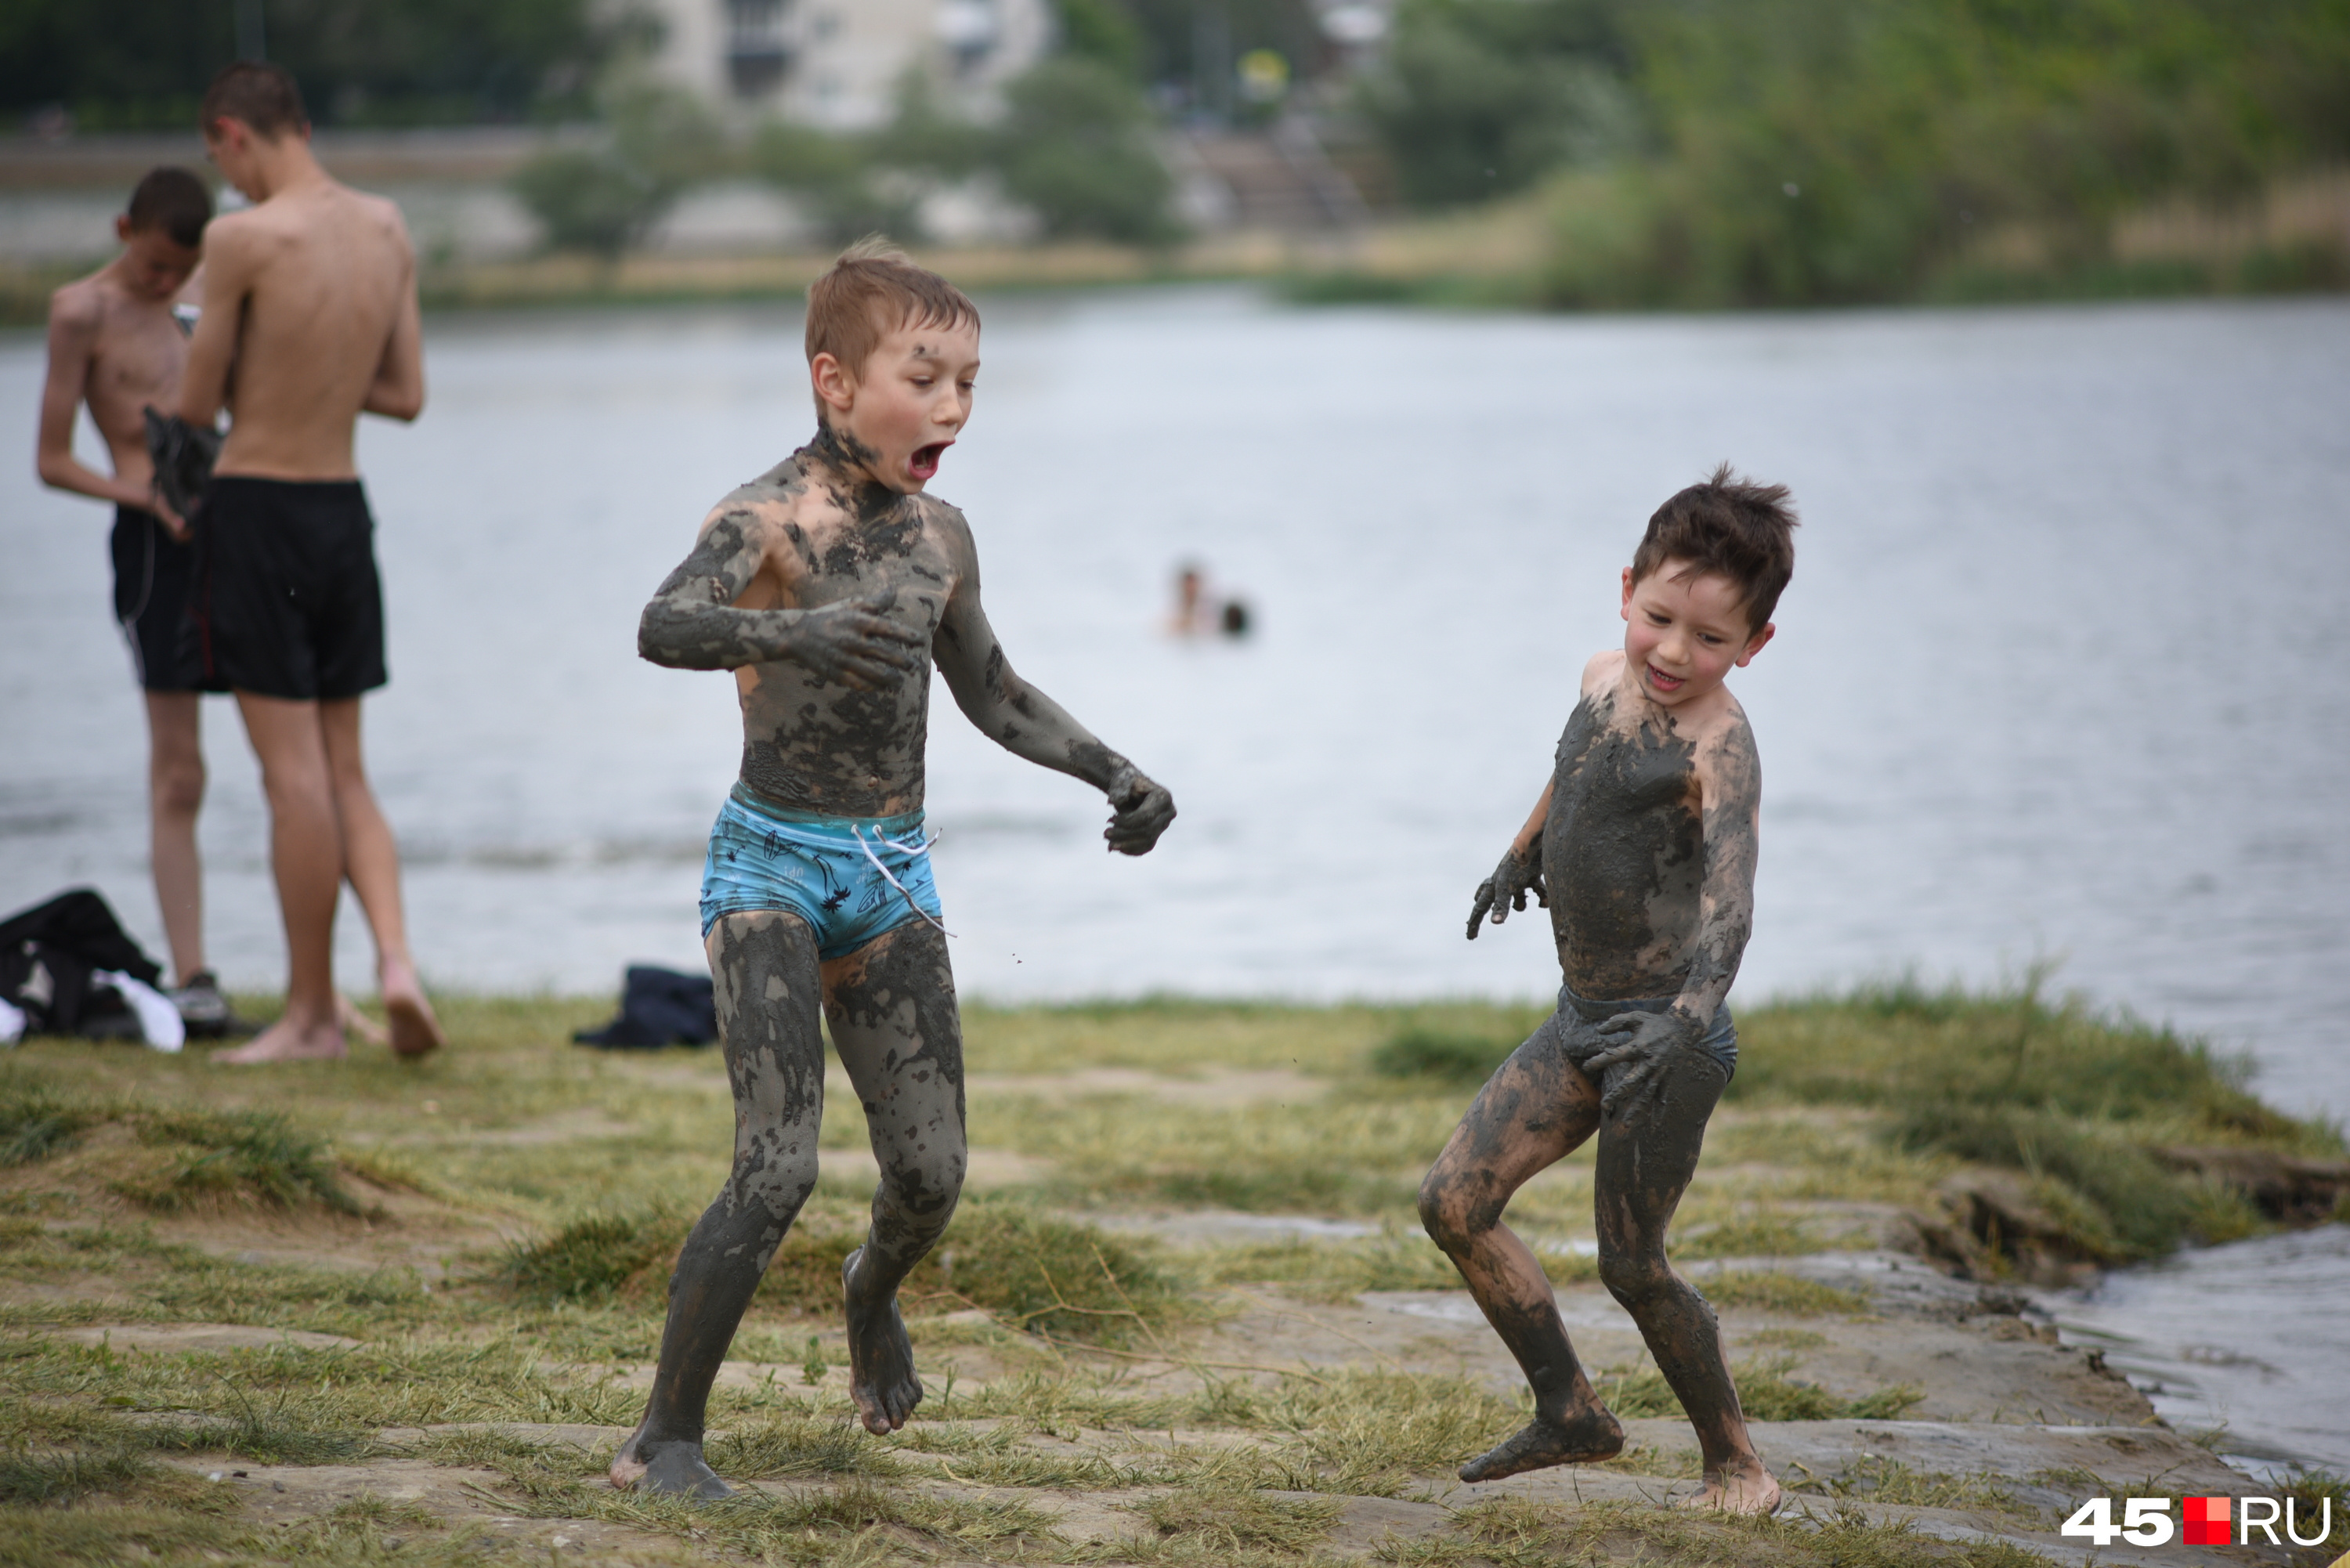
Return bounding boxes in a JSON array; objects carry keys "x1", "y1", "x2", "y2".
[{"x1": 8, "y1": 184, "x2": 2345, "y2": 330}]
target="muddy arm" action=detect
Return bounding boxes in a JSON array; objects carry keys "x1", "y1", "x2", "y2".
[
  {"x1": 1468, "y1": 779, "x2": 1553, "y2": 939},
  {"x1": 637, "y1": 508, "x2": 923, "y2": 685},
  {"x1": 933, "y1": 541, "x2": 1173, "y2": 854},
  {"x1": 1675, "y1": 723, "x2": 1762, "y2": 1027}
]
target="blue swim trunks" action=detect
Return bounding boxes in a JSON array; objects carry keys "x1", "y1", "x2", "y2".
[{"x1": 700, "y1": 785, "x2": 946, "y2": 959}]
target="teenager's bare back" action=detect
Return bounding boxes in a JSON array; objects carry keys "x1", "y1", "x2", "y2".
[{"x1": 195, "y1": 181, "x2": 416, "y2": 480}]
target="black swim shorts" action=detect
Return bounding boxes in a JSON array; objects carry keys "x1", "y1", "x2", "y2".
[
  {"x1": 110, "y1": 506, "x2": 222, "y2": 694},
  {"x1": 197, "y1": 476, "x2": 388, "y2": 702}
]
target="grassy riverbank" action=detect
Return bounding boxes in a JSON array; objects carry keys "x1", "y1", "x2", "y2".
[{"x1": 2, "y1": 985, "x2": 2344, "y2": 1565}]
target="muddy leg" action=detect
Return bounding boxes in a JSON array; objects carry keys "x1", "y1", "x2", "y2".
[
  {"x1": 611, "y1": 912, "x2": 824, "y2": 1499},
  {"x1": 822, "y1": 920, "x2": 965, "y2": 1436},
  {"x1": 1592, "y1": 1053, "x2": 1778, "y2": 1513},
  {"x1": 1419, "y1": 1019, "x2": 1621, "y2": 1483}
]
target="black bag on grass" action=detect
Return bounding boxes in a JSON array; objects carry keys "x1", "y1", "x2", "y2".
[
  {"x1": 0, "y1": 887, "x2": 164, "y2": 1038},
  {"x1": 573, "y1": 965, "x2": 718, "y2": 1050}
]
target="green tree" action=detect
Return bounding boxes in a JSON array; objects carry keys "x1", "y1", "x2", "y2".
[
  {"x1": 992, "y1": 57, "x2": 1179, "y2": 243},
  {"x1": 750, "y1": 121, "x2": 922, "y2": 247},
  {"x1": 1051, "y1": 0, "x2": 1148, "y2": 80},
  {"x1": 1358, "y1": 0, "x2": 1645, "y2": 208},
  {"x1": 1604, "y1": 0, "x2": 2350, "y2": 305},
  {"x1": 508, "y1": 85, "x2": 722, "y2": 262},
  {"x1": 0, "y1": 0, "x2": 639, "y2": 128}
]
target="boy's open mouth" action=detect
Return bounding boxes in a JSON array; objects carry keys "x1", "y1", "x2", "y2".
[
  {"x1": 907, "y1": 443, "x2": 949, "y2": 481},
  {"x1": 1646, "y1": 663, "x2": 1686, "y2": 693}
]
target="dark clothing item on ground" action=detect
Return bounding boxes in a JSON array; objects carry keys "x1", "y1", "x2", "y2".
[
  {"x1": 574, "y1": 966, "x2": 720, "y2": 1050},
  {"x1": 110, "y1": 505, "x2": 222, "y2": 694},
  {"x1": 0, "y1": 887, "x2": 162, "y2": 1037},
  {"x1": 197, "y1": 476, "x2": 388, "y2": 701}
]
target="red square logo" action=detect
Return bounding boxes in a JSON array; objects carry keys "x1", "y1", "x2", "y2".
[{"x1": 2183, "y1": 1496, "x2": 2231, "y2": 1546}]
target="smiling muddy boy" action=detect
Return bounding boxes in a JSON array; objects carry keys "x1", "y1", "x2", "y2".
[
  {"x1": 613, "y1": 241, "x2": 1177, "y2": 1499},
  {"x1": 1420, "y1": 466, "x2": 1796, "y2": 1513}
]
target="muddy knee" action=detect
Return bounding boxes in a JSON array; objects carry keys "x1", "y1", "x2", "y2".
[
  {"x1": 1597, "y1": 1248, "x2": 1680, "y2": 1313},
  {"x1": 864, "y1": 1138, "x2": 964, "y2": 1268},
  {"x1": 741, "y1": 1147, "x2": 819, "y2": 1227},
  {"x1": 1418, "y1": 1165, "x2": 1494, "y2": 1255}
]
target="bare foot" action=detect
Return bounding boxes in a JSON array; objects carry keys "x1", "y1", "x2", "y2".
[
  {"x1": 336, "y1": 995, "x2": 389, "y2": 1046},
  {"x1": 1459, "y1": 1407, "x2": 1625, "y2": 1483},
  {"x1": 378, "y1": 963, "x2": 445, "y2": 1059},
  {"x1": 843, "y1": 1247, "x2": 923, "y2": 1435},
  {"x1": 215, "y1": 1013, "x2": 345, "y2": 1064},
  {"x1": 1676, "y1": 1465, "x2": 1781, "y2": 1514},
  {"x1": 609, "y1": 1427, "x2": 732, "y2": 1500}
]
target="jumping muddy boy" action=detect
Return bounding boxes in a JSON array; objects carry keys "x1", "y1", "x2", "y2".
[
  {"x1": 1420, "y1": 467, "x2": 1795, "y2": 1513},
  {"x1": 613, "y1": 242, "x2": 1177, "y2": 1499}
]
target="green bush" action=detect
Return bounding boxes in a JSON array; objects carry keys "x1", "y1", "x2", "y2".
[
  {"x1": 1359, "y1": 0, "x2": 1646, "y2": 208},
  {"x1": 1370, "y1": 0, "x2": 2350, "y2": 305},
  {"x1": 994, "y1": 58, "x2": 1179, "y2": 244},
  {"x1": 510, "y1": 86, "x2": 725, "y2": 261},
  {"x1": 749, "y1": 121, "x2": 921, "y2": 247},
  {"x1": 0, "y1": 0, "x2": 636, "y2": 130}
]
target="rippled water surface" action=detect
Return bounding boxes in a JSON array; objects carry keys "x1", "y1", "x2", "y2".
[{"x1": 4, "y1": 287, "x2": 2346, "y2": 1465}]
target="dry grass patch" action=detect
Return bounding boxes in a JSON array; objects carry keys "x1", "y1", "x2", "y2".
[
  {"x1": 1378, "y1": 1494, "x2": 2059, "y2": 1567},
  {"x1": 1133, "y1": 1486, "x2": 1344, "y2": 1554}
]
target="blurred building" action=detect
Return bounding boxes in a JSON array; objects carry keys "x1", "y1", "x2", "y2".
[{"x1": 636, "y1": 0, "x2": 1054, "y2": 128}]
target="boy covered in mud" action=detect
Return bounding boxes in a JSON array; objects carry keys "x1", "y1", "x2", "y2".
[
  {"x1": 612, "y1": 241, "x2": 1176, "y2": 1499},
  {"x1": 1421, "y1": 467, "x2": 1795, "y2": 1513}
]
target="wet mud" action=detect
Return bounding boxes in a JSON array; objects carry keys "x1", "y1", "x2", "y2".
[
  {"x1": 616, "y1": 914, "x2": 969, "y2": 1489},
  {"x1": 1426, "y1": 674, "x2": 1771, "y2": 1496},
  {"x1": 636, "y1": 429, "x2": 1174, "y2": 845},
  {"x1": 620, "y1": 426, "x2": 1173, "y2": 1494}
]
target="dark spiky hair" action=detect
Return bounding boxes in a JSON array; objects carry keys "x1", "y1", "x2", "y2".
[
  {"x1": 125, "y1": 167, "x2": 211, "y2": 249},
  {"x1": 1630, "y1": 463, "x2": 1799, "y2": 632}
]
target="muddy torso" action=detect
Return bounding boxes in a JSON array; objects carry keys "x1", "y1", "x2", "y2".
[
  {"x1": 728, "y1": 447, "x2": 966, "y2": 818},
  {"x1": 1542, "y1": 688, "x2": 1706, "y2": 999}
]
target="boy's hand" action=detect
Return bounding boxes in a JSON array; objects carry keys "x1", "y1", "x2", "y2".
[
  {"x1": 1583, "y1": 1010, "x2": 1703, "y2": 1116},
  {"x1": 1103, "y1": 766, "x2": 1175, "y2": 855},
  {"x1": 1466, "y1": 845, "x2": 1545, "y2": 940},
  {"x1": 785, "y1": 591, "x2": 928, "y2": 690},
  {"x1": 143, "y1": 406, "x2": 219, "y2": 522},
  {"x1": 146, "y1": 485, "x2": 190, "y2": 542}
]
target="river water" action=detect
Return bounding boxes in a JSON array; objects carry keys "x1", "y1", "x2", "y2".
[{"x1": 3, "y1": 288, "x2": 2345, "y2": 1469}]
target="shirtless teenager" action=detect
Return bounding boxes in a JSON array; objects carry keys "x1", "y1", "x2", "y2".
[
  {"x1": 35, "y1": 168, "x2": 241, "y2": 1034},
  {"x1": 1419, "y1": 468, "x2": 1796, "y2": 1513},
  {"x1": 610, "y1": 242, "x2": 1175, "y2": 1499},
  {"x1": 173, "y1": 62, "x2": 443, "y2": 1063}
]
